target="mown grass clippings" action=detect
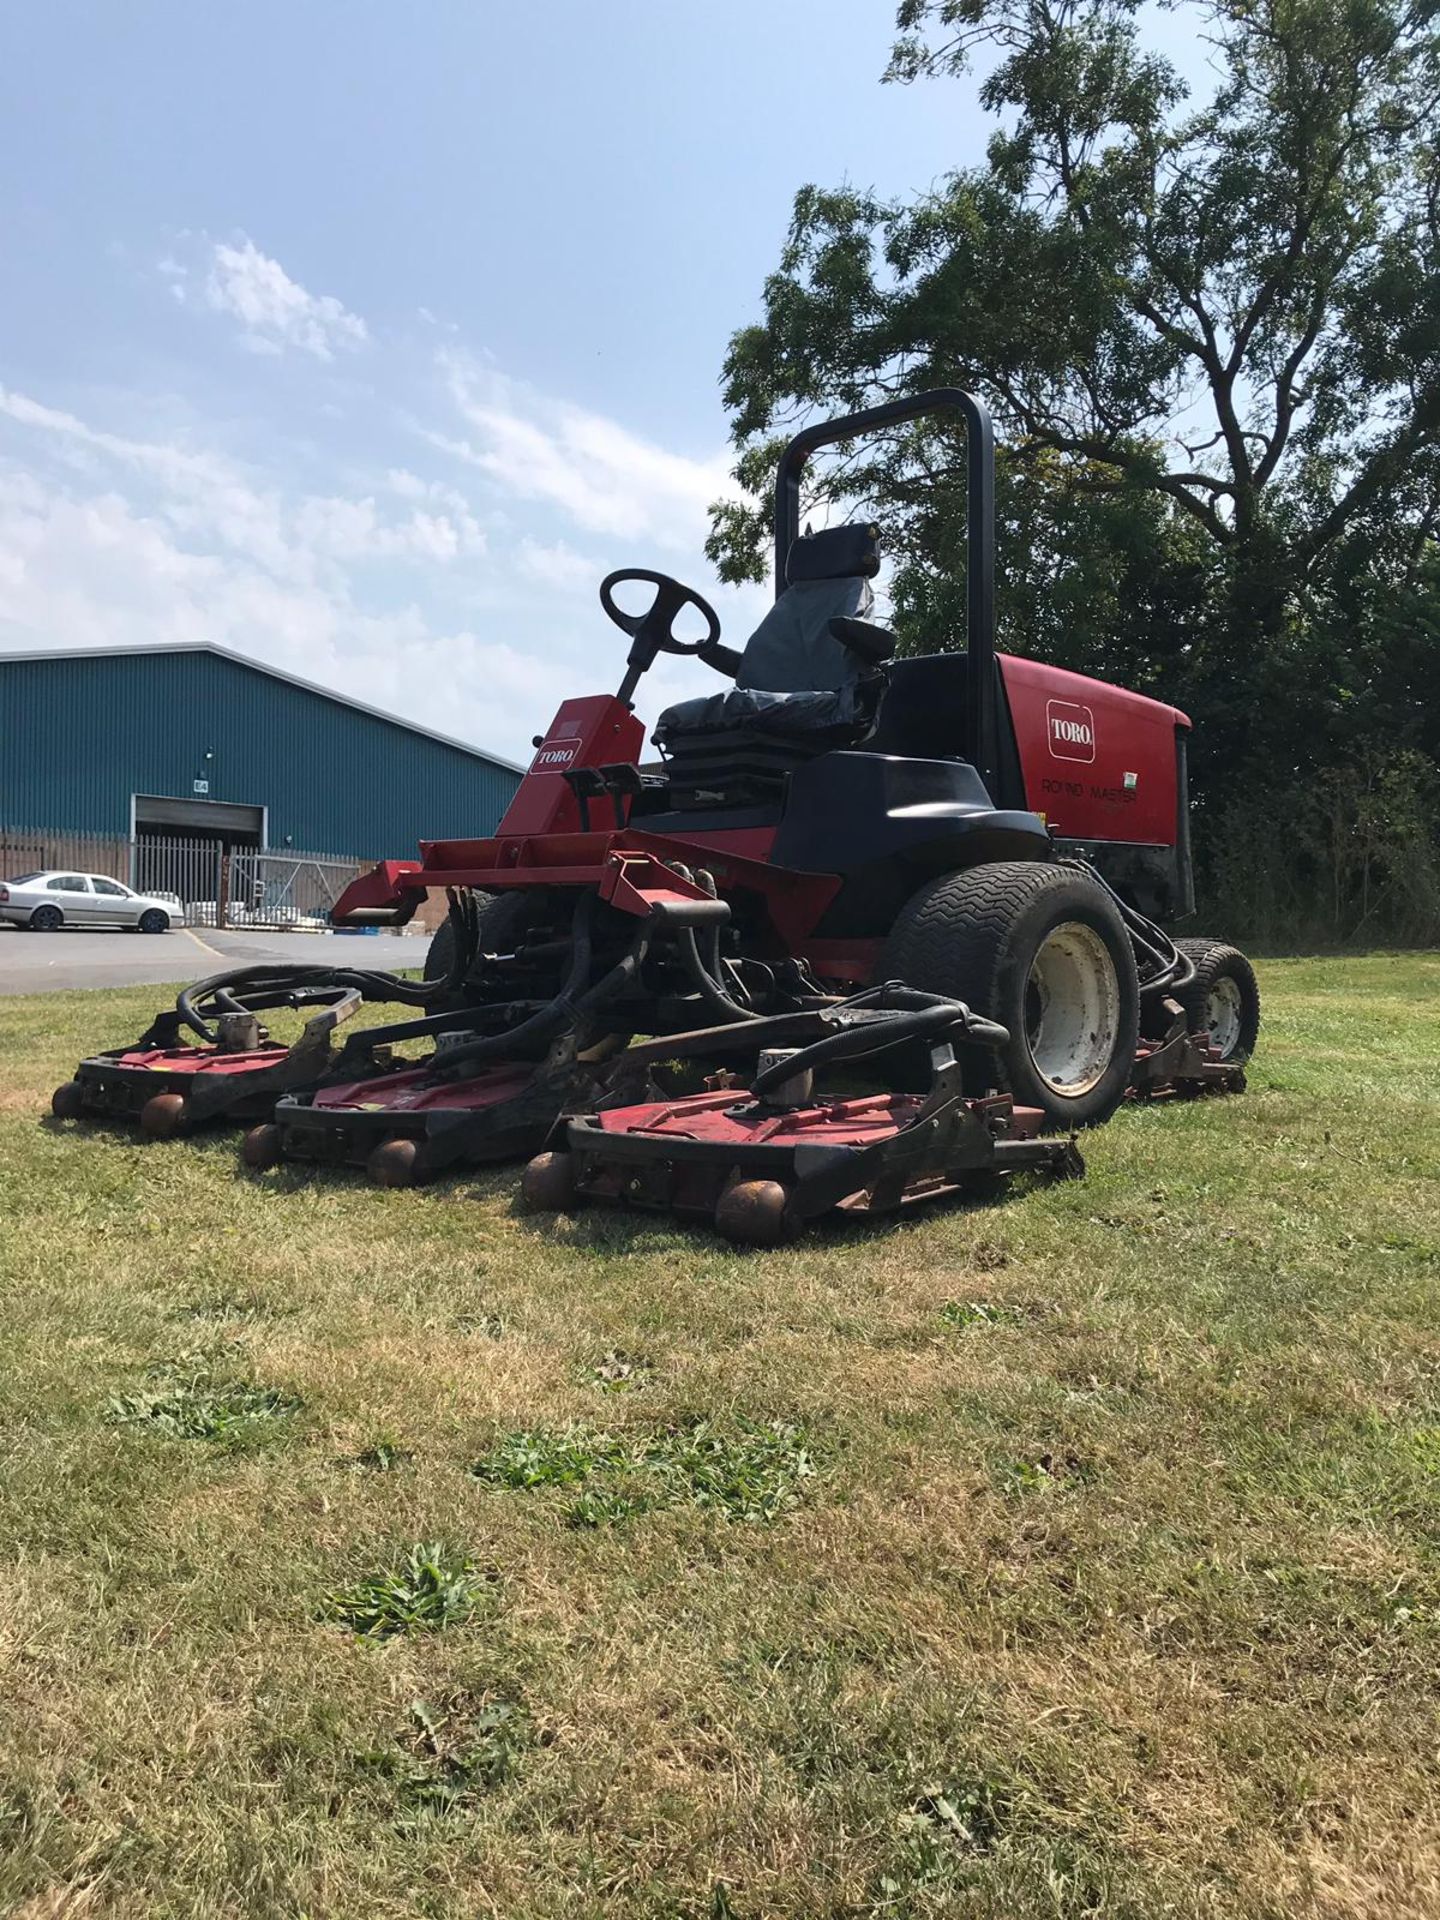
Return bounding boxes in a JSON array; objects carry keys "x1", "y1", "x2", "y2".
[{"x1": 323, "y1": 1543, "x2": 493, "y2": 1639}]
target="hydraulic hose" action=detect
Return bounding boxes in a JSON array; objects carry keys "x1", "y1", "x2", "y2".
[
  {"x1": 677, "y1": 924, "x2": 759, "y2": 1024},
  {"x1": 749, "y1": 983, "x2": 1010, "y2": 1099},
  {"x1": 1061, "y1": 857, "x2": 1196, "y2": 997},
  {"x1": 422, "y1": 892, "x2": 598, "y2": 1078},
  {"x1": 427, "y1": 892, "x2": 678, "y2": 1081},
  {"x1": 175, "y1": 895, "x2": 481, "y2": 1042},
  {"x1": 665, "y1": 863, "x2": 760, "y2": 1025}
]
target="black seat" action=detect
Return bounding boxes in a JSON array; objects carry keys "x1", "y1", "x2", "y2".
[
  {"x1": 653, "y1": 524, "x2": 894, "y2": 806},
  {"x1": 655, "y1": 524, "x2": 890, "y2": 742}
]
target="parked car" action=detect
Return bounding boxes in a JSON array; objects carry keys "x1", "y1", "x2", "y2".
[{"x1": 0, "y1": 871, "x2": 186, "y2": 933}]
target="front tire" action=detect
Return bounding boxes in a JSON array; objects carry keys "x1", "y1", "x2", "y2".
[
  {"x1": 1174, "y1": 939, "x2": 1260, "y2": 1063},
  {"x1": 424, "y1": 888, "x2": 550, "y2": 1003},
  {"x1": 29, "y1": 904, "x2": 63, "y2": 932},
  {"x1": 138, "y1": 908, "x2": 169, "y2": 935},
  {"x1": 880, "y1": 861, "x2": 1140, "y2": 1128}
]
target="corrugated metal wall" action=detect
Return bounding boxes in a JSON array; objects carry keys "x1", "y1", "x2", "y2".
[{"x1": 0, "y1": 649, "x2": 522, "y2": 857}]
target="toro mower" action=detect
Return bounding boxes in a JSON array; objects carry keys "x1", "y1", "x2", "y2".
[
  {"x1": 296, "y1": 388, "x2": 1257, "y2": 1239},
  {"x1": 48, "y1": 897, "x2": 485, "y2": 1139}
]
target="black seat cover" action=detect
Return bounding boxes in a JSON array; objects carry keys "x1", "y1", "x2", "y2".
[{"x1": 655, "y1": 524, "x2": 882, "y2": 743}]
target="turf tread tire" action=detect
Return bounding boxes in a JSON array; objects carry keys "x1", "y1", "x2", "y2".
[
  {"x1": 880, "y1": 860, "x2": 1140, "y2": 1128},
  {"x1": 424, "y1": 890, "x2": 530, "y2": 987},
  {"x1": 1173, "y1": 937, "x2": 1260, "y2": 1062}
]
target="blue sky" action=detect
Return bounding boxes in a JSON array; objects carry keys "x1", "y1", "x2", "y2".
[{"x1": 0, "y1": 1, "x2": 982, "y2": 761}]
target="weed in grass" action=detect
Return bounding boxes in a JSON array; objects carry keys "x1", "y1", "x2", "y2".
[
  {"x1": 568, "y1": 1485, "x2": 656, "y2": 1528},
  {"x1": 323, "y1": 1543, "x2": 492, "y2": 1638},
  {"x1": 361, "y1": 1695, "x2": 532, "y2": 1814},
  {"x1": 452, "y1": 1310, "x2": 506, "y2": 1336},
  {"x1": 995, "y1": 1451, "x2": 1089, "y2": 1498},
  {"x1": 106, "y1": 1372, "x2": 299, "y2": 1442},
  {"x1": 179, "y1": 1289, "x2": 278, "y2": 1323},
  {"x1": 348, "y1": 1437, "x2": 413, "y2": 1472},
  {"x1": 642, "y1": 1418, "x2": 818, "y2": 1523},
  {"x1": 471, "y1": 1417, "x2": 819, "y2": 1526},
  {"x1": 583, "y1": 1348, "x2": 653, "y2": 1391},
  {"x1": 874, "y1": 1779, "x2": 1013, "y2": 1908},
  {"x1": 939, "y1": 1299, "x2": 1028, "y2": 1330},
  {"x1": 470, "y1": 1425, "x2": 629, "y2": 1490}
]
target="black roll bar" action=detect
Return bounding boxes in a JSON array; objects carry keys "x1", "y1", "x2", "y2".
[{"x1": 772, "y1": 388, "x2": 998, "y2": 795}]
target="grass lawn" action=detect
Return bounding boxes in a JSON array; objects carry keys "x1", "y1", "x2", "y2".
[{"x1": 1, "y1": 955, "x2": 1438, "y2": 1918}]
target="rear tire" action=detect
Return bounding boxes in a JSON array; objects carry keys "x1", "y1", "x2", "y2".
[
  {"x1": 1174, "y1": 938, "x2": 1260, "y2": 1063},
  {"x1": 29, "y1": 904, "x2": 62, "y2": 932},
  {"x1": 880, "y1": 861, "x2": 1140, "y2": 1128}
]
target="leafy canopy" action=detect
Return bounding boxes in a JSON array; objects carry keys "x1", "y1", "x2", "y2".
[{"x1": 709, "y1": 0, "x2": 1440, "y2": 690}]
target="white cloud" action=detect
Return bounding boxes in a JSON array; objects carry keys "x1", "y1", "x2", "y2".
[
  {"x1": 167, "y1": 235, "x2": 369, "y2": 360},
  {"x1": 0, "y1": 347, "x2": 762, "y2": 764},
  {"x1": 0, "y1": 386, "x2": 483, "y2": 586},
  {"x1": 515, "y1": 536, "x2": 595, "y2": 592},
  {"x1": 434, "y1": 354, "x2": 734, "y2": 552}
]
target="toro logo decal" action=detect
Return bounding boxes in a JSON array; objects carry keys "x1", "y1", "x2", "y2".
[
  {"x1": 1046, "y1": 699, "x2": 1096, "y2": 764},
  {"x1": 530, "y1": 737, "x2": 581, "y2": 772}
]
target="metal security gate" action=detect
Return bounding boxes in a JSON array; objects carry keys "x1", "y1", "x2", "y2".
[
  {"x1": 223, "y1": 851, "x2": 363, "y2": 929},
  {"x1": 2, "y1": 824, "x2": 367, "y2": 930},
  {"x1": 134, "y1": 836, "x2": 225, "y2": 912}
]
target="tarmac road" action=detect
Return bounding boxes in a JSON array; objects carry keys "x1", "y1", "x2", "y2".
[{"x1": 0, "y1": 923, "x2": 434, "y2": 996}]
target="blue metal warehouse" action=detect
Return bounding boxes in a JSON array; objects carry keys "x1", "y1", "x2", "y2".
[{"x1": 0, "y1": 643, "x2": 522, "y2": 858}]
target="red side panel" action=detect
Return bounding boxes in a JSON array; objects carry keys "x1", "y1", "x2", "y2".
[
  {"x1": 112, "y1": 1047, "x2": 293, "y2": 1078},
  {"x1": 497, "y1": 695, "x2": 647, "y2": 837},
  {"x1": 999, "y1": 654, "x2": 1189, "y2": 848}
]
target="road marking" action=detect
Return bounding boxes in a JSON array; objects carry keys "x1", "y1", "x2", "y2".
[{"x1": 181, "y1": 927, "x2": 225, "y2": 961}]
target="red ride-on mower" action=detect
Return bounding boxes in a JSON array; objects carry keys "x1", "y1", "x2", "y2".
[
  {"x1": 315, "y1": 388, "x2": 1257, "y2": 1218},
  {"x1": 49, "y1": 899, "x2": 484, "y2": 1139}
]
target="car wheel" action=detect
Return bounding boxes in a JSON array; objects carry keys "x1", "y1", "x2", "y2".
[
  {"x1": 29, "y1": 904, "x2": 63, "y2": 932},
  {"x1": 138, "y1": 908, "x2": 170, "y2": 935},
  {"x1": 880, "y1": 860, "x2": 1141, "y2": 1128}
]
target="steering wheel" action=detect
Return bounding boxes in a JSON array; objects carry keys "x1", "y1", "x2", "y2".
[{"x1": 600, "y1": 569, "x2": 726, "y2": 704}]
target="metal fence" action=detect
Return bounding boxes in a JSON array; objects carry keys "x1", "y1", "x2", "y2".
[{"x1": 1, "y1": 825, "x2": 366, "y2": 930}]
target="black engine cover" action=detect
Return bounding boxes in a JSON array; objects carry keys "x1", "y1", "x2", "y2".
[{"x1": 770, "y1": 752, "x2": 1051, "y2": 934}]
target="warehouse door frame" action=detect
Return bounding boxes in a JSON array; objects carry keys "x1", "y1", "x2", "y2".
[
  {"x1": 129, "y1": 792, "x2": 269, "y2": 916},
  {"x1": 129, "y1": 793, "x2": 268, "y2": 846}
]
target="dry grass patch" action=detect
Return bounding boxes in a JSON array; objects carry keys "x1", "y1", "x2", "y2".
[{"x1": 0, "y1": 957, "x2": 1437, "y2": 1915}]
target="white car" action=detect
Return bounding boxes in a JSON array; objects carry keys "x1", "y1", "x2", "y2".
[{"x1": 0, "y1": 870, "x2": 185, "y2": 933}]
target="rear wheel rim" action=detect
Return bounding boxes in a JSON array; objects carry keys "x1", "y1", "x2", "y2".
[
  {"x1": 1202, "y1": 975, "x2": 1244, "y2": 1058},
  {"x1": 1023, "y1": 921, "x2": 1121, "y2": 1098}
]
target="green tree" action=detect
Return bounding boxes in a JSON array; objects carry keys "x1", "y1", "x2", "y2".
[{"x1": 708, "y1": 0, "x2": 1440, "y2": 829}]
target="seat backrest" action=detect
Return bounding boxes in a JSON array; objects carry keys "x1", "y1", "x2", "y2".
[{"x1": 735, "y1": 524, "x2": 881, "y2": 694}]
